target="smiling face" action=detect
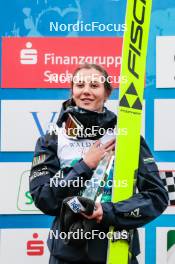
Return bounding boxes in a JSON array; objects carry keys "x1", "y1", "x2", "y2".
[{"x1": 72, "y1": 68, "x2": 109, "y2": 112}]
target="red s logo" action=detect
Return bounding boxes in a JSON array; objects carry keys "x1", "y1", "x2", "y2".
[{"x1": 27, "y1": 233, "x2": 44, "y2": 256}]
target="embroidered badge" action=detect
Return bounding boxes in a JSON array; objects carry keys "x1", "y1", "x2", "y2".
[{"x1": 32, "y1": 154, "x2": 46, "y2": 167}]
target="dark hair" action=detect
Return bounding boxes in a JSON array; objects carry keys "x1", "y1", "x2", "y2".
[{"x1": 71, "y1": 63, "x2": 113, "y2": 96}]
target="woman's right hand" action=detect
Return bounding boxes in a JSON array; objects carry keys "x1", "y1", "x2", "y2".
[{"x1": 83, "y1": 138, "x2": 115, "y2": 169}]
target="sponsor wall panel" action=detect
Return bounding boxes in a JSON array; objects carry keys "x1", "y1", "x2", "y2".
[
  {"x1": 1, "y1": 37, "x2": 123, "y2": 88},
  {"x1": 0, "y1": 100, "x2": 62, "y2": 151},
  {"x1": 0, "y1": 228, "x2": 145, "y2": 264},
  {"x1": 0, "y1": 163, "x2": 41, "y2": 214},
  {"x1": 154, "y1": 100, "x2": 175, "y2": 151},
  {"x1": 156, "y1": 228, "x2": 175, "y2": 264},
  {"x1": 157, "y1": 163, "x2": 175, "y2": 214},
  {"x1": 156, "y1": 36, "x2": 175, "y2": 88},
  {"x1": 137, "y1": 228, "x2": 145, "y2": 264},
  {"x1": 0, "y1": 229, "x2": 50, "y2": 264},
  {"x1": 0, "y1": 100, "x2": 145, "y2": 152}
]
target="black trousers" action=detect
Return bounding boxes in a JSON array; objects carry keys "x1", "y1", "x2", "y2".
[
  {"x1": 49, "y1": 255, "x2": 105, "y2": 264},
  {"x1": 49, "y1": 255, "x2": 69, "y2": 264},
  {"x1": 49, "y1": 254, "x2": 138, "y2": 264}
]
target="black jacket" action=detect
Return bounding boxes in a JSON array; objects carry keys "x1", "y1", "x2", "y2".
[{"x1": 30, "y1": 129, "x2": 168, "y2": 263}]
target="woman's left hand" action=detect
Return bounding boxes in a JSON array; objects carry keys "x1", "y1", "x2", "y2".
[{"x1": 81, "y1": 202, "x2": 103, "y2": 223}]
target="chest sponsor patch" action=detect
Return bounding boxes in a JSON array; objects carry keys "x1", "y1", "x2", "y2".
[
  {"x1": 30, "y1": 169, "x2": 49, "y2": 181},
  {"x1": 67, "y1": 197, "x2": 85, "y2": 213}
]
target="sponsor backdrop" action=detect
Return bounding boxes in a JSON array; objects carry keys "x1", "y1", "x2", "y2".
[{"x1": 0, "y1": 0, "x2": 175, "y2": 263}]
